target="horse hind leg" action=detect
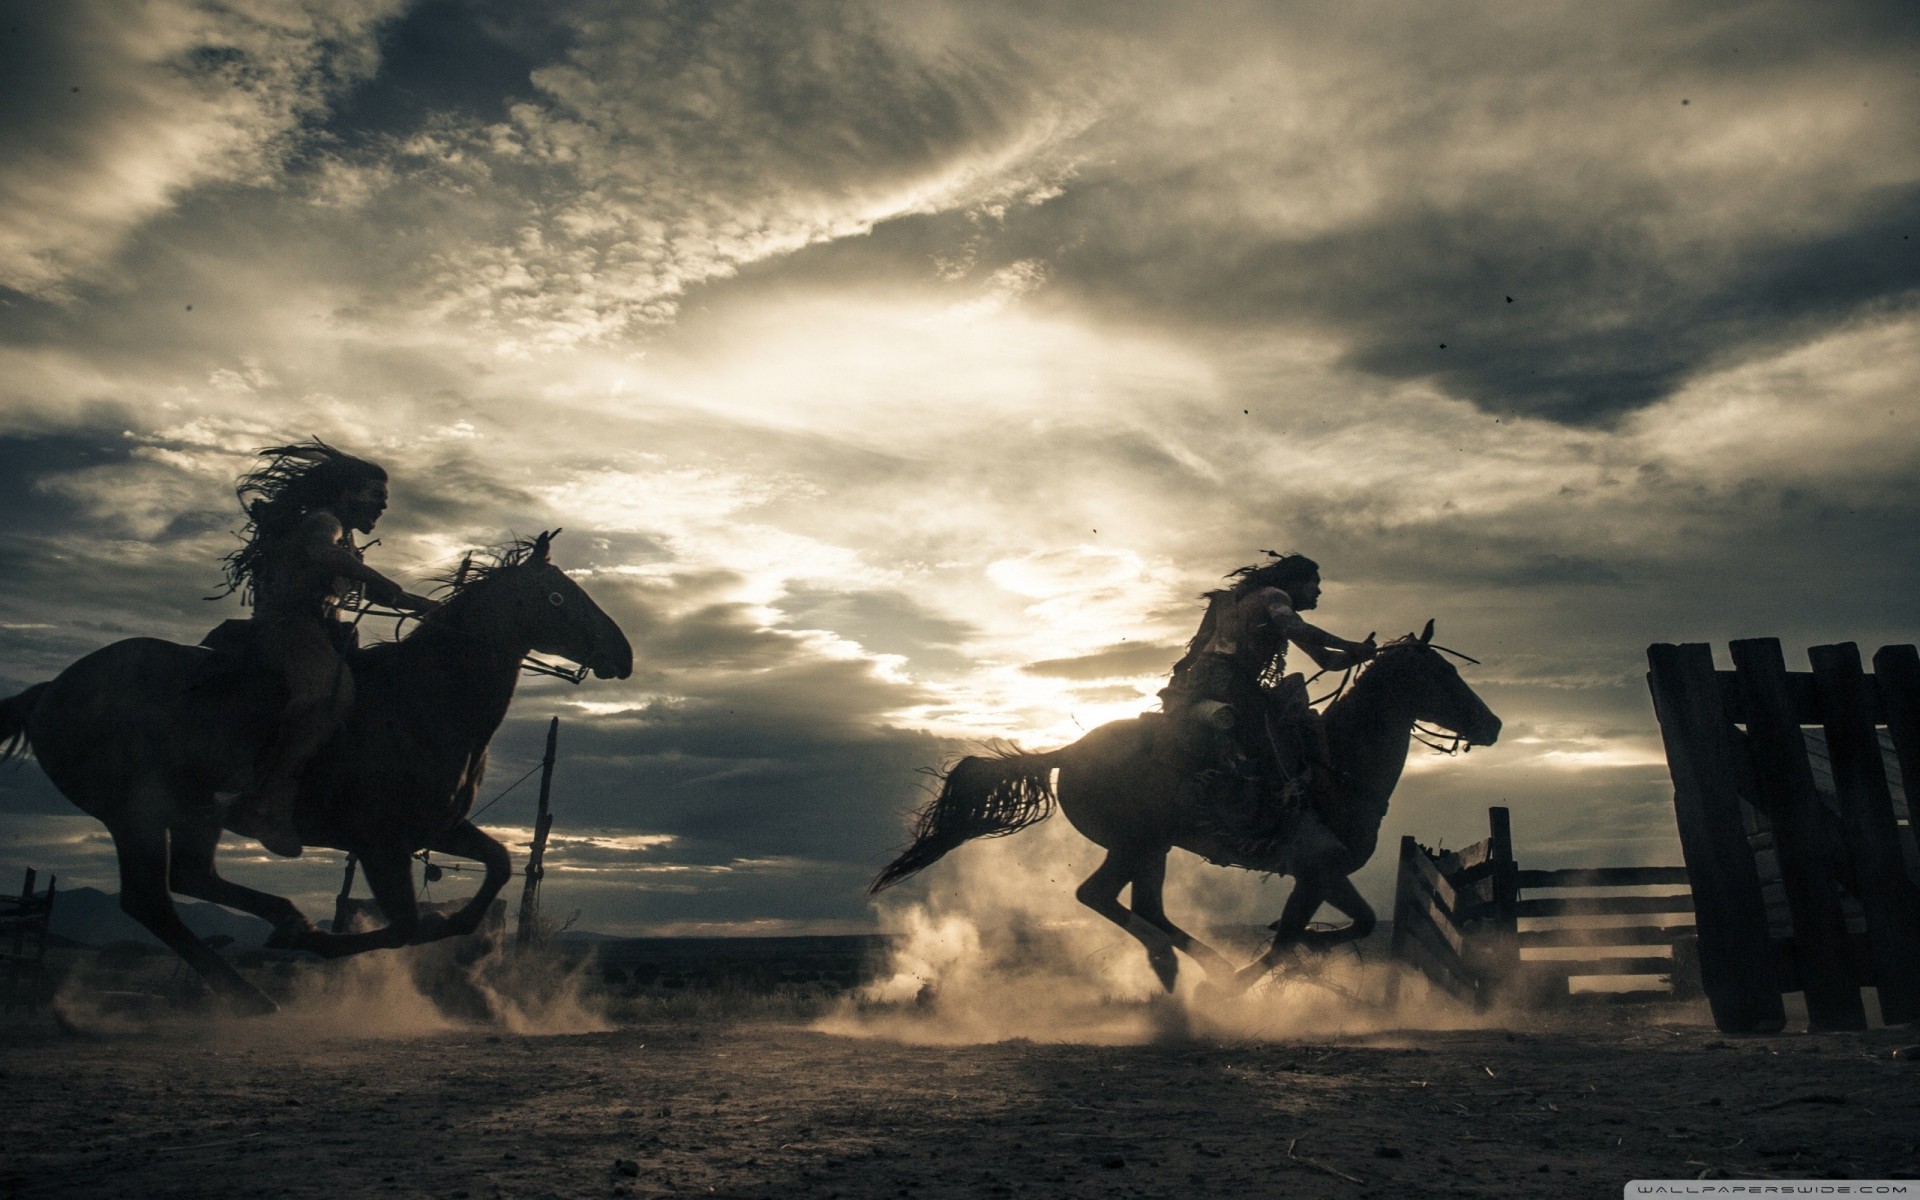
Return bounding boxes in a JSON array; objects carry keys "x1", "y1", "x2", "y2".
[
  {"x1": 1075, "y1": 850, "x2": 1180, "y2": 992},
  {"x1": 1125, "y1": 854, "x2": 1235, "y2": 982},
  {"x1": 106, "y1": 807, "x2": 277, "y2": 1016}
]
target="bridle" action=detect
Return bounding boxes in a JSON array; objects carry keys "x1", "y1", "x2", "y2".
[
  {"x1": 344, "y1": 552, "x2": 593, "y2": 685},
  {"x1": 1310, "y1": 637, "x2": 1484, "y2": 757}
]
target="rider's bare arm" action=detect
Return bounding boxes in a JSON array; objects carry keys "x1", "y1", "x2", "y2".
[
  {"x1": 1266, "y1": 596, "x2": 1376, "y2": 671},
  {"x1": 294, "y1": 512, "x2": 436, "y2": 611}
]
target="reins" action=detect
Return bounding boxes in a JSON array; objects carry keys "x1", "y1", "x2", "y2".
[
  {"x1": 338, "y1": 552, "x2": 591, "y2": 685},
  {"x1": 1320, "y1": 638, "x2": 1484, "y2": 757}
]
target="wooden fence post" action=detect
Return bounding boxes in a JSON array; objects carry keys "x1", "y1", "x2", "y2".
[
  {"x1": 332, "y1": 854, "x2": 358, "y2": 935},
  {"x1": 515, "y1": 717, "x2": 560, "y2": 951},
  {"x1": 1484, "y1": 806, "x2": 1521, "y2": 995},
  {"x1": 1647, "y1": 643, "x2": 1785, "y2": 1033},
  {"x1": 1872, "y1": 645, "x2": 1920, "y2": 883},
  {"x1": 1809, "y1": 643, "x2": 1920, "y2": 1024},
  {"x1": 1728, "y1": 638, "x2": 1865, "y2": 1030}
]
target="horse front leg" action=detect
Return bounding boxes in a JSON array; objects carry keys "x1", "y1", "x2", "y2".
[
  {"x1": 1233, "y1": 872, "x2": 1377, "y2": 991},
  {"x1": 1233, "y1": 873, "x2": 1329, "y2": 991},
  {"x1": 277, "y1": 849, "x2": 419, "y2": 959},
  {"x1": 411, "y1": 821, "x2": 512, "y2": 945},
  {"x1": 167, "y1": 809, "x2": 317, "y2": 949}
]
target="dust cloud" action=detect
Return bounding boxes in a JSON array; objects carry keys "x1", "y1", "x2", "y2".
[
  {"x1": 820, "y1": 819, "x2": 1498, "y2": 1045},
  {"x1": 51, "y1": 929, "x2": 612, "y2": 1039}
]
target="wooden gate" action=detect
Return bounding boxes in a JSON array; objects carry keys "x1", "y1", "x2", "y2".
[
  {"x1": 1, "y1": 867, "x2": 57, "y2": 1012},
  {"x1": 1646, "y1": 639, "x2": 1920, "y2": 1033},
  {"x1": 1391, "y1": 807, "x2": 1697, "y2": 1007}
]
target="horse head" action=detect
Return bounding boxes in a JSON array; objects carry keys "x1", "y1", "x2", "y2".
[
  {"x1": 1363, "y1": 620, "x2": 1501, "y2": 748},
  {"x1": 439, "y1": 531, "x2": 634, "y2": 679}
]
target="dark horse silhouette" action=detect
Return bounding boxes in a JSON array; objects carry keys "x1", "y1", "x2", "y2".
[
  {"x1": 871, "y1": 623, "x2": 1500, "y2": 992},
  {"x1": 0, "y1": 530, "x2": 631, "y2": 1015}
]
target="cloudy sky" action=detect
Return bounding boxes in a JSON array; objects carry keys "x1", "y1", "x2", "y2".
[{"x1": 1, "y1": 0, "x2": 1915, "y2": 938}]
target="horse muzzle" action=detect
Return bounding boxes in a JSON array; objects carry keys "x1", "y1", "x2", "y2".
[{"x1": 591, "y1": 637, "x2": 634, "y2": 680}]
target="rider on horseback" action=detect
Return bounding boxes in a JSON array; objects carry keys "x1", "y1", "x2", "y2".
[
  {"x1": 1159, "y1": 553, "x2": 1376, "y2": 802},
  {"x1": 216, "y1": 441, "x2": 436, "y2": 858}
]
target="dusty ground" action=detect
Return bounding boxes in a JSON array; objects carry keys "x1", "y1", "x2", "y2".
[{"x1": 3, "y1": 987, "x2": 1917, "y2": 1200}]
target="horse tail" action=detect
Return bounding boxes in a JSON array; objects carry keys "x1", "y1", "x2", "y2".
[
  {"x1": 869, "y1": 749, "x2": 1062, "y2": 893},
  {"x1": 0, "y1": 683, "x2": 48, "y2": 763}
]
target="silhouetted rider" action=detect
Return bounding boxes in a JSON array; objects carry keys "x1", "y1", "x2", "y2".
[
  {"x1": 1160, "y1": 553, "x2": 1375, "y2": 794},
  {"x1": 216, "y1": 441, "x2": 435, "y2": 857}
]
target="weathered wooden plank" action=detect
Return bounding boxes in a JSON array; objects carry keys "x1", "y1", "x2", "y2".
[
  {"x1": 1567, "y1": 989, "x2": 1683, "y2": 1004},
  {"x1": 1517, "y1": 924, "x2": 1696, "y2": 948},
  {"x1": 1514, "y1": 867, "x2": 1692, "y2": 888},
  {"x1": 1390, "y1": 838, "x2": 1481, "y2": 1005},
  {"x1": 1406, "y1": 839, "x2": 1461, "y2": 917},
  {"x1": 1730, "y1": 638, "x2": 1867, "y2": 1030},
  {"x1": 1402, "y1": 882, "x2": 1470, "y2": 961},
  {"x1": 1874, "y1": 645, "x2": 1920, "y2": 885},
  {"x1": 1647, "y1": 643, "x2": 1786, "y2": 1033},
  {"x1": 1519, "y1": 956, "x2": 1678, "y2": 978},
  {"x1": 1453, "y1": 837, "x2": 1499, "y2": 874},
  {"x1": 1712, "y1": 669, "x2": 1885, "y2": 726},
  {"x1": 1516, "y1": 894, "x2": 1697, "y2": 917},
  {"x1": 1396, "y1": 912, "x2": 1481, "y2": 1004},
  {"x1": 1809, "y1": 643, "x2": 1920, "y2": 1024}
]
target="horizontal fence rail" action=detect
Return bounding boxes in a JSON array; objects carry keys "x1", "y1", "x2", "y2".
[{"x1": 1391, "y1": 808, "x2": 1698, "y2": 1009}]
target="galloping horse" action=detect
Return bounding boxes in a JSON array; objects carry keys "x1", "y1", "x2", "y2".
[
  {"x1": 0, "y1": 530, "x2": 631, "y2": 1015},
  {"x1": 871, "y1": 622, "x2": 1500, "y2": 992}
]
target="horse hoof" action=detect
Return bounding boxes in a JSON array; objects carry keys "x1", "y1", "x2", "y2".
[
  {"x1": 265, "y1": 912, "x2": 319, "y2": 950},
  {"x1": 1148, "y1": 949, "x2": 1179, "y2": 993}
]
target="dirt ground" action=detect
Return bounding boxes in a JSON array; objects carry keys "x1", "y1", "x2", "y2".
[{"x1": 3, "y1": 985, "x2": 1918, "y2": 1200}]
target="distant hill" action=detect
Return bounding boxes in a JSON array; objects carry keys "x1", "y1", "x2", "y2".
[{"x1": 47, "y1": 887, "x2": 276, "y2": 949}]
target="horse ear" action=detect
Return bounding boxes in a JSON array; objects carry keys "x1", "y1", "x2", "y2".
[
  {"x1": 532, "y1": 530, "x2": 554, "y2": 564},
  {"x1": 1419, "y1": 619, "x2": 1434, "y2": 644}
]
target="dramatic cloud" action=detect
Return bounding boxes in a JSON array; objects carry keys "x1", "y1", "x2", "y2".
[{"x1": 2, "y1": 0, "x2": 1915, "y2": 935}]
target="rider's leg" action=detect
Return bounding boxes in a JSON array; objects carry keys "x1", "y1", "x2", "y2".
[{"x1": 245, "y1": 620, "x2": 353, "y2": 858}]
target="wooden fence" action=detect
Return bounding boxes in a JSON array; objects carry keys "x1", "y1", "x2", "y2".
[
  {"x1": 1, "y1": 867, "x2": 57, "y2": 1012},
  {"x1": 1646, "y1": 638, "x2": 1920, "y2": 1034},
  {"x1": 1391, "y1": 807, "x2": 1698, "y2": 1007}
]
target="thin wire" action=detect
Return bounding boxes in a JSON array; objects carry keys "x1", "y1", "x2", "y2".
[{"x1": 468, "y1": 760, "x2": 545, "y2": 822}]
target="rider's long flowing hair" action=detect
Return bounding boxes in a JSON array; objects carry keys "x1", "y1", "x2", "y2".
[
  {"x1": 215, "y1": 440, "x2": 387, "y2": 603},
  {"x1": 1162, "y1": 552, "x2": 1320, "y2": 685}
]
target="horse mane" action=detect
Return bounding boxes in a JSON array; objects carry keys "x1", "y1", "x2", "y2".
[
  {"x1": 344, "y1": 535, "x2": 549, "y2": 662},
  {"x1": 1323, "y1": 631, "x2": 1431, "y2": 709},
  {"x1": 426, "y1": 535, "x2": 548, "y2": 601}
]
